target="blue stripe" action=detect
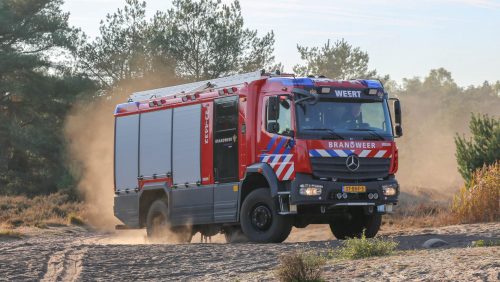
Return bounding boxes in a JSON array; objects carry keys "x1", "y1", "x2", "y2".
[
  {"x1": 275, "y1": 145, "x2": 292, "y2": 162},
  {"x1": 273, "y1": 137, "x2": 287, "y2": 154},
  {"x1": 268, "y1": 155, "x2": 276, "y2": 163},
  {"x1": 326, "y1": 150, "x2": 337, "y2": 157},
  {"x1": 344, "y1": 149, "x2": 353, "y2": 156},
  {"x1": 266, "y1": 135, "x2": 278, "y2": 152},
  {"x1": 309, "y1": 150, "x2": 321, "y2": 157},
  {"x1": 268, "y1": 154, "x2": 282, "y2": 163}
]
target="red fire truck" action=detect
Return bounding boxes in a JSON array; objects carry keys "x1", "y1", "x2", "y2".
[{"x1": 113, "y1": 70, "x2": 402, "y2": 243}]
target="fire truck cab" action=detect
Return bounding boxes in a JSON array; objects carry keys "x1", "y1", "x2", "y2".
[{"x1": 113, "y1": 70, "x2": 402, "y2": 243}]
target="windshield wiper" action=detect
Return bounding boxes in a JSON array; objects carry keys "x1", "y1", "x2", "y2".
[
  {"x1": 348, "y1": 128, "x2": 385, "y2": 141},
  {"x1": 303, "y1": 128, "x2": 344, "y2": 140},
  {"x1": 292, "y1": 88, "x2": 319, "y2": 105}
]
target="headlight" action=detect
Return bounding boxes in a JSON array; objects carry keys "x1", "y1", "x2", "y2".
[
  {"x1": 299, "y1": 184, "x2": 323, "y2": 196},
  {"x1": 382, "y1": 184, "x2": 398, "y2": 196}
]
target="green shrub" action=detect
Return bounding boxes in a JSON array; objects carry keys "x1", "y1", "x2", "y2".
[
  {"x1": 275, "y1": 252, "x2": 326, "y2": 282},
  {"x1": 334, "y1": 233, "x2": 398, "y2": 260},
  {"x1": 455, "y1": 114, "x2": 500, "y2": 184},
  {"x1": 471, "y1": 240, "x2": 500, "y2": 247}
]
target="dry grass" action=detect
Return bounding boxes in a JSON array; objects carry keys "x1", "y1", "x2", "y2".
[
  {"x1": 384, "y1": 163, "x2": 499, "y2": 228},
  {"x1": 0, "y1": 193, "x2": 85, "y2": 229},
  {"x1": 383, "y1": 188, "x2": 458, "y2": 228},
  {"x1": 0, "y1": 229, "x2": 23, "y2": 239},
  {"x1": 452, "y1": 162, "x2": 500, "y2": 223},
  {"x1": 275, "y1": 252, "x2": 326, "y2": 282},
  {"x1": 67, "y1": 212, "x2": 86, "y2": 226}
]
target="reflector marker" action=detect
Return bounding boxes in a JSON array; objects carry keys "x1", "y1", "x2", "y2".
[
  {"x1": 309, "y1": 149, "x2": 392, "y2": 158},
  {"x1": 275, "y1": 154, "x2": 293, "y2": 176},
  {"x1": 359, "y1": 150, "x2": 371, "y2": 157},
  {"x1": 374, "y1": 150, "x2": 387, "y2": 158},
  {"x1": 318, "y1": 149, "x2": 331, "y2": 157},
  {"x1": 283, "y1": 164, "x2": 295, "y2": 180}
]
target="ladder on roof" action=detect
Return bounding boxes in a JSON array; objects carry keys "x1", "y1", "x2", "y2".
[{"x1": 129, "y1": 70, "x2": 264, "y2": 102}]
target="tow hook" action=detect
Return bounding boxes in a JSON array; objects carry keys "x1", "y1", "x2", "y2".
[{"x1": 321, "y1": 205, "x2": 326, "y2": 214}]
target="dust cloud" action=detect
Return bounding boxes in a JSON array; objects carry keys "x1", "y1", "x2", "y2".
[
  {"x1": 396, "y1": 92, "x2": 500, "y2": 199},
  {"x1": 65, "y1": 74, "x2": 182, "y2": 230},
  {"x1": 65, "y1": 92, "x2": 125, "y2": 230}
]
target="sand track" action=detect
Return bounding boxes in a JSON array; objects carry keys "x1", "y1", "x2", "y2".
[
  {"x1": 0, "y1": 223, "x2": 498, "y2": 281},
  {"x1": 41, "y1": 244, "x2": 87, "y2": 282}
]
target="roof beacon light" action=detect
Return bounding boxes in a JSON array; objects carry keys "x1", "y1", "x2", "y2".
[
  {"x1": 368, "y1": 89, "x2": 378, "y2": 95},
  {"x1": 320, "y1": 87, "x2": 330, "y2": 94}
]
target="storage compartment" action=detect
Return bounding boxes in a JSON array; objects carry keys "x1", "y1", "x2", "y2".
[
  {"x1": 139, "y1": 109, "x2": 172, "y2": 177},
  {"x1": 172, "y1": 104, "x2": 201, "y2": 185},
  {"x1": 115, "y1": 115, "x2": 139, "y2": 190}
]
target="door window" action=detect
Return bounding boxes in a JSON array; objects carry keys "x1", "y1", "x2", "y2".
[{"x1": 266, "y1": 96, "x2": 292, "y2": 135}]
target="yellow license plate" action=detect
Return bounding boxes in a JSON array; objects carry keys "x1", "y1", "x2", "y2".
[{"x1": 342, "y1": 186, "x2": 367, "y2": 193}]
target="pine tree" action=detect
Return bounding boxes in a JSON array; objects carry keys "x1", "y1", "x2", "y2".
[
  {"x1": 293, "y1": 39, "x2": 378, "y2": 79},
  {"x1": 0, "y1": 0, "x2": 95, "y2": 196},
  {"x1": 455, "y1": 114, "x2": 500, "y2": 184}
]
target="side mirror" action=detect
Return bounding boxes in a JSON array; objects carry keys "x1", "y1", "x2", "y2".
[
  {"x1": 395, "y1": 125, "x2": 403, "y2": 137},
  {"x1": 394, "y1": 100, "x2": 402, "y2": 125},
  {"x1": 267, "y1": 96, "x2": 279, "y2": 121},
  {"x1": 393, "y1": 99, "x2": 403, "y2": 137},
  {"x1": 267, "y1": 121, "x2": 279, "y2": 133}
]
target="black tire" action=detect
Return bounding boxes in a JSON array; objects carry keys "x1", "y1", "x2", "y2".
[
  {"x1": 146, "y1": 199, "x2": 170, "y2": 239},
  {"x1": 240, "y1": 188, "x2": 292, "y2": 243},
  {"x1": 146, "y1": 199, "x2": 192, "y2": 243},
  {"x1": 224, "y1": 227, "x2": 249, "y2": 243},
  {"x1": 329, "y1": 208, "x2": 382, "y2": 240},
  {"x1": 170, "y1": 226, "x2": 194, "y2": 243}
]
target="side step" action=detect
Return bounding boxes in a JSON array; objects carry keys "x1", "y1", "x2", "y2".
[{"x1": 278, "y1": 192, "x2": 297, "y2": 215}]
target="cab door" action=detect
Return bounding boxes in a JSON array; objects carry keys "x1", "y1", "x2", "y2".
[{"x1": 213, "y1": 96, "x2": 239, "y2": 183}]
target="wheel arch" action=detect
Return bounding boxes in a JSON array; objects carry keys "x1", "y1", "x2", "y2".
[
  {"x1": 139, "y1": 188, "x2": 168, "y2": 228},
  {"x1": 241, "y1": 163, "x2": 279, "y2": 202}
]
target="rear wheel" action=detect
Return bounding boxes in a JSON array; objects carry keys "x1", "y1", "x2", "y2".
[
  {"x1": 329, "y1": 208, "x2": 382, "y2": 239},
  {"x1": 240, "y1": 188, "x2": 292, "y2": 243},
  {"x1": 146, "y1": 199, "x2": 192, "y2": 243}
]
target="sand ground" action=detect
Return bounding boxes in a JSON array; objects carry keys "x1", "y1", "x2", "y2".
[{"x1": 0, "y1": 222, "x2": 498, "y2": 281}]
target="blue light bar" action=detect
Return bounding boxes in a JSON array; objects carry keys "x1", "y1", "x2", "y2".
[
  {"x1": 268, "y1": 77, "x2": 314, "y2": 88},
  {"x1": 114, "y1": 102, "x2": 139, "y2": 114},
  {"x1": 293, "y1": 78, "x2": 314, "y2": 87},
  {"x1": 364, "y1": 80, "x2": 383, "y2": 89}
]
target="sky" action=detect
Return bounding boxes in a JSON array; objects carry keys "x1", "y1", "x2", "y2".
[{"x1": 62, "y1": 0, "x2": 500, "y2": 86}]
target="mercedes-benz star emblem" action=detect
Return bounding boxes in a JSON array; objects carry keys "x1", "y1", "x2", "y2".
[{"x1": 346, "y1": 155, "x2": 360, "y2": 171}]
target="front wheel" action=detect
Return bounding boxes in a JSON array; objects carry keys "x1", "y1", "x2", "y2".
[
  {"x1": 240, "y1": 188, "x2": 292, "y2": 243},
  {"x1": 329, "y1": 208, "x2": 382, "y2": 239}
]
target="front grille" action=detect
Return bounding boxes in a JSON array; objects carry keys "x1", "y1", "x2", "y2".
[{"x1": 310, "y1": 157, "x2": 390, "y2": 181}]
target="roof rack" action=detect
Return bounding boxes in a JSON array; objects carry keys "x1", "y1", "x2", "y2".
[{"x1": 129, "y1": 70, "x2": 265, "y2": 102}]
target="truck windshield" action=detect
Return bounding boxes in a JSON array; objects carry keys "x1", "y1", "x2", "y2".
[{"x1": 295, "y1": 100, "x2": 392, "y2": 138}]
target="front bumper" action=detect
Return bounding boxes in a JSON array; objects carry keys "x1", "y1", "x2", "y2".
[{"x1": 289, "y1": 173, "x2": 399, "y2": 208}]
